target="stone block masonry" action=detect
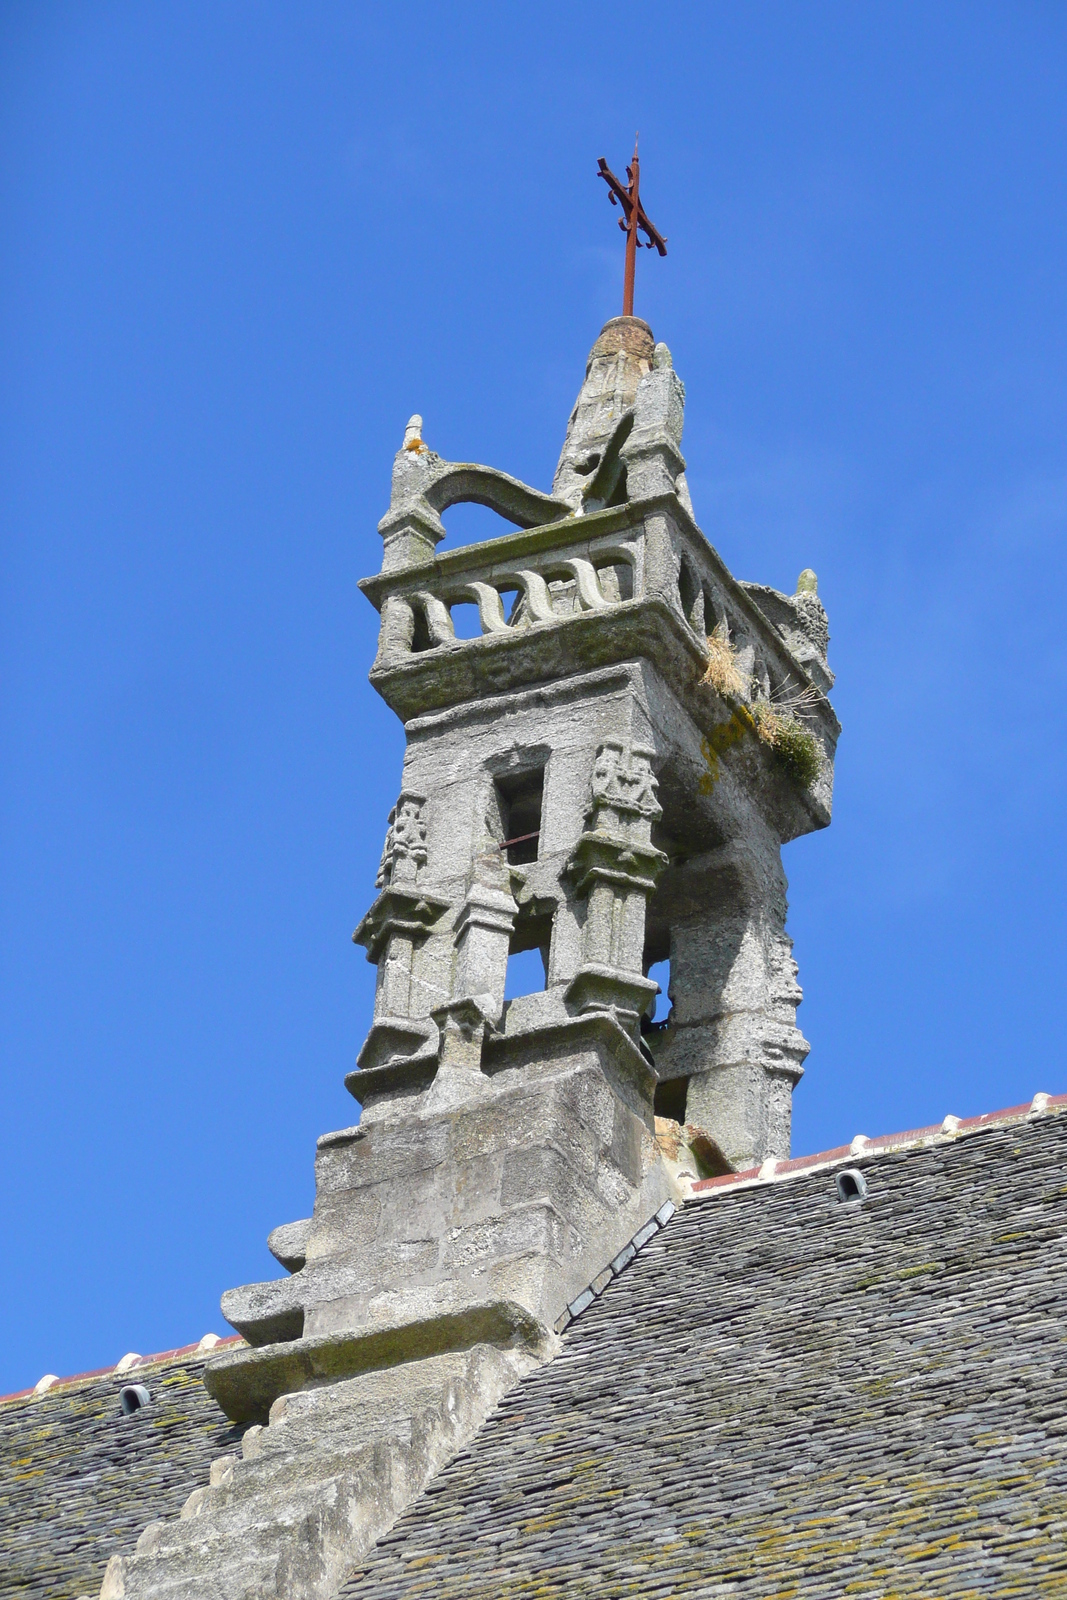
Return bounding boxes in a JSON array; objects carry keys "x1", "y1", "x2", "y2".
[{"x1": 6, "y1": 1099, "x2": 1062, "y2": 1599}]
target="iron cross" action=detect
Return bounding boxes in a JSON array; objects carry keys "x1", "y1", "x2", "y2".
[{"x1": 597, "y1": 138, "x2": 667, "y2": 319}]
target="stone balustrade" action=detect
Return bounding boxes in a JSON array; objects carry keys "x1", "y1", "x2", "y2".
[
  {"x1": 364, "y1": 520, "x2": 641, "y2": 662},
  {"x1": 361, "y1": 493, "x2": 836, "y2": 758}
]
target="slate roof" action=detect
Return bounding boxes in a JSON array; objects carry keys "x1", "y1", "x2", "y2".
[
  {"x1": 338, "y1": 1110, "x2": 1067, "y2": 1600},
  {"x1": 0, "y1": 1349, "x2": 245, "y2": 1600},
  {"x1": 4, "y1": 1107, "x2": 1066, "y2": 1600}
]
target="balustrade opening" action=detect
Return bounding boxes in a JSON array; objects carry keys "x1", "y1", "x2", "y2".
[{"x1": 449, "y1": 601, "x2": 483, "y2": 640}]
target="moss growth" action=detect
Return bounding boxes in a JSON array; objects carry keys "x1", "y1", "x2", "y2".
[{"x1": 752, "y1": 702, "x2": 821, "y2": 789}]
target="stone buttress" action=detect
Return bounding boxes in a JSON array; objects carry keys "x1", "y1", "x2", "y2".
[{"x1": 103, "y1": 317, "x2": 838, "y2": 1600}]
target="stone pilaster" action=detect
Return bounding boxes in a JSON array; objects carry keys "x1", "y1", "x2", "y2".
[
  {"x1": 350, "y1": 792, "x2": 447, "y2": 1077},
  {"x1": 565, "y1": 741, "x2": 668, "y2": 1032},
  {"x1": 651, "y1": 841, "x2": 810, "y2": 1168}
]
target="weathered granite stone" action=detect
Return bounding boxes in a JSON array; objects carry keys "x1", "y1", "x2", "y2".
[
  {"x1": 11, "y1": 1111, "x2": 1066, "y2": 1600},
  {"x1": 103, "y1": 1346, "x2": 533, "y2": 1600},
  {"x1": 267, "y1": 1218, "x2": 311, "y2": 1273}
]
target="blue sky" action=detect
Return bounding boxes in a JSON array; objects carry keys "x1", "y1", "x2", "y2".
[{"x1": 3, "y1": 1, "x2": 1067, "y2": 1392}]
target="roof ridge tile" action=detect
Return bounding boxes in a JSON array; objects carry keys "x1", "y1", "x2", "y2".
[{"x1": 690, "y1": 1093, "x2": 1067, "y2": 1198}]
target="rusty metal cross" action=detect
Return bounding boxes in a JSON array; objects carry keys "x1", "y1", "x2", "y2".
[{"x1": 597, "y1": 138, "x2": 667, "y2": 319}]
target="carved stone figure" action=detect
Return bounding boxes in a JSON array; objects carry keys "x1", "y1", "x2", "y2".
[{"x1": 374, "y1": 790, "x2": 428, "y2": 887}]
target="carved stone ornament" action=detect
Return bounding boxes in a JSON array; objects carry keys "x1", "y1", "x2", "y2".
[
  {"x1": 352, "y1": 885, "x2": 449, "y2": 967},
  {"x1": 376, "y1": 790, "x2": 428, "y2": 887},
  {"x1": 589, "y1": 741, "x2": 662, "y2": 823}
]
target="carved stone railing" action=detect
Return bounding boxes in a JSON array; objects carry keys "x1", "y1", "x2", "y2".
[
  {"x1": 395, "y1": 549, "x2": 639, "y2": 654},
  {"x1": 361, "y1": 492, "x2": 836, "y2": 747}
]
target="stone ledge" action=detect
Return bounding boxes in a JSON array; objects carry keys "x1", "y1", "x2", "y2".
[
  {"x1": 481, "y1": 1009, "x2": 657, "y2": 1120},
  {"x1": 344, "y1": 1051, "x2": 438, "y2": 1106},
  {"x1": 204, "y1": 1301, "x2": 549, "y2": 1426},
  {"x1": 367, "y1": 591, "x2": 705, "y2": 718}
]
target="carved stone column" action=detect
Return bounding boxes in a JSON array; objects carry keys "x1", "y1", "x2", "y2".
[
  {"x1": 350, "y1": 791, "x2": 447, "y2": 1078},
  {"x1": 420, "y1": 840, "x2": 520, "y2": 1088},
  {"x1": 565, "y1": 741, "x2": 668, "y2": 1033},
  {"x1": 450, "y1": 878, "x2": 518, "y2": 1026}
]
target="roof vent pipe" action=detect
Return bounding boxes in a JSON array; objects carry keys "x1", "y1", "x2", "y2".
[
  {"x1": 119, "y1": 1384, "x2": 150, "y2": 1415},
  {"x1": 835, "y1": 1169, "x2": 868, "y2": 1203}
]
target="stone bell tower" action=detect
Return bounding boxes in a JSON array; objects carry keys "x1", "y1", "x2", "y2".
[
  {"x1": 350, "y1": 312, "x2": 837, "y2": 1157},
  {"x1": 108, "y1": 317, "x2": 838, "y2": 1600},
  {"x1": 208, "y1": 302, "x2": 837, "y2": 1427}
]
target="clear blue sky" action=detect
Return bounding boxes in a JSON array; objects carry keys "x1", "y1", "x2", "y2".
[{"x1": 3, "y1": 1, "x2": 1066, "y2": 1392}]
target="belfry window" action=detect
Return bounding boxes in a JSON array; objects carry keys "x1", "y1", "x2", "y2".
[
  {"x1": 495, "y1": 768, "x2": 544, "y2": 865},
  {"x1": 505, "y1": 906, "x2": 553, "y2": 998}
]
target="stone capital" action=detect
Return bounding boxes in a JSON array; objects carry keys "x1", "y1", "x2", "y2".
[
  {"x1": 430, "y1": 996, "x2": 491, "y2": 1075},
  {"x1": 453, "y1": 882, "x2": 519, "y2": 941},
  {"x1": 377, "y1": 503, "x2": 446, "y2": 573},
  {"x1": 619, "y1": 437, "x2": 687, "y2": 503},
  {"x1": 352, "y1": 884, "x2": 448, "y2": 965},
  {"x1": 564, "y1": 963, "x2": 659, "y2": 1031},
  {"x1": 354, "y1": 1016, "x2": 438, "y2": 1074},
  {"x1": 565, "y1": 831, "x2": 668, "y2": 901}
]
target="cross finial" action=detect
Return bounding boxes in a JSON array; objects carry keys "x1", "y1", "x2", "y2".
[{"x1": 597, "y1": 138, "x2": 667, "y2": 318}]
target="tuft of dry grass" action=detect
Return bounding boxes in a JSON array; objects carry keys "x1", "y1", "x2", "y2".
[{"x1": 701, "y1": 629, "x2": 746, "y2": 699}]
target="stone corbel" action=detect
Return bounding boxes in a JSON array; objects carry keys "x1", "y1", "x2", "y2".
[
  {"x1": 377, "y1": 501, "x2": 447, "y2": 575},
  {"x1": 220, "y1": 1273, "x2": 304, "y2": 1348}
]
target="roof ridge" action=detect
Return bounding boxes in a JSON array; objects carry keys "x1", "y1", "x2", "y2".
[
  {"x1": 7, "y1": 1092, "x2": 1064, "y2": 1404},
  {"x1": 690, "y1": 1091, "x2": 1067, "y2": 1199},
  {"x1": 0, "y1": 1334, "x2": 246, "y2": 1408}
]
